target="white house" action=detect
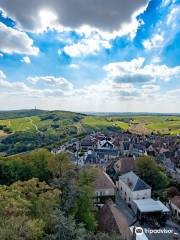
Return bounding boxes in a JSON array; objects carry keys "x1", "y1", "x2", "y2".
[{"x1": 117, "y1": 171, "x2": 151, "y2": 207}]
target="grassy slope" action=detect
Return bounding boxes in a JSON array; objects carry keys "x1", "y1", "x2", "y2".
[
  {"x1": 81, "y1": 116, "x2": 129, "y2": 131},
  {"x1": 131, "y1": 116, "x2": 180, "y2": 135},
  {"x1": 81, "y1": 115, "x2": 180, "y2": 135},
  {"x1": 0, "y1": 111, "x2": 180, "y2": 137},
  {"x1": 0, "y1": 111, "x2": 180, "y2": 135}
]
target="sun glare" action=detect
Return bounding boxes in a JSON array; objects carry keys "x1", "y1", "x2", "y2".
[{"x1": 39, "y1": 9, "x2": 57, "y2": 27}]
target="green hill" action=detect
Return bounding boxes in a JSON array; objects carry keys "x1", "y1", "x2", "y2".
[{"x1": 0, "y1": 110, "x2": 179, "y2": 156}]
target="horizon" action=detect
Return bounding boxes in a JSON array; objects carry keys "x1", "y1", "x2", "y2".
[
  {"x1": 0, "y1": 108, "x2": 180, "y2": 115},
  {"x1": 0, "y1": 0, "x2": 179, "y2": 112}
]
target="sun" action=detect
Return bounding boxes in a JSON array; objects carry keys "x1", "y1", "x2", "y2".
[{"x1": 39, "y1": 9, "x2": 58, "y2": 28}]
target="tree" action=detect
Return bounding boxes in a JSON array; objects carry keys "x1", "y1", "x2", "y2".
[
  {"x1": 74, "y1": 168, "x2": 99, "y2": 231},
  {"x1": 0, "y1": 216, "x2": 45, "y2": 240},
  {"x1": 27, "y1": 149, "x2": 52, "y2": 181},
  {"x1": 0, "y1": 149, "x2": 52, "y2": 185},
  {"x1": 48, "y1": 209, "x2": 87, "y2": 240},
  {"x1": 0, "y1": 178, "x2": 61, "y2": 239},
  {"x1": 136, "y1": 156, "x2": 169, "y2": 190},
  {"x1": 48, "y1": 152, "x2": 74, "y2": 178},
  {"x1": 51, "y1": 170, "x2": 79, "y2": 216},
  {"x1": 0, "y1": 157, "x2": 33, "y2": 185}
]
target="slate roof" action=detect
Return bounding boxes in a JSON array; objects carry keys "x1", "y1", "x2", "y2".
[
  {"x1": 119, "y1": 171, "x2": 151, "y2": 191},
  {"x1": 133, "y1": 144, "x2": 146, "y2": 151},
  {"x1": 95, "y1": 148, "x2": 119, "y2": 156},
  {"x1": 85, "y1": 153, "x2": 97, "y2": 163},
  {"x1": 123, "y1": 141, "x2": 131, "y2": 150},
  {"x1": 101, "y1": 140, "x2": 114, "y2": 149}
]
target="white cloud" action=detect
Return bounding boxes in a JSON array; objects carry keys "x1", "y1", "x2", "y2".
[
  {"x1": 0, "y1": 70, "x2": 39, "y2": 94},
  {"x1": 103, "y1": 58, "x2": 180, "y2": 83},
  {"x1": 28, "y1": 76, "x2": 73, "y2": 91},
  {"x1": 0, "y1": 22, "x2": 39, "y2": 55},
  {"x1": 22, "y1": 56, "x2": 31, "y2": 64},
  {"x1": 143, "y1": 34, "x2": 164, "y2": 50},
  {"x1": 0, "y1": 0, "x2": 149, "y2": 39},
  {"x1": 63, "y1": 36, "x2": 111, "y2": 57},
  {"x1": 151, "y1": 56, "x2": 161, "y2": 64},
  {"x1": 69, "y1": 64, "x2": 79, "y2": 69},
  {"x1": 0, "y1": 70, "x2": 12, "y2": 88},
  {"x1": 161, "y1": 0, "x2": 171, "y2": 7},
  {"x1": 167, "y1": 6, "x2": 179, "y2": 27},
  {"x1": 0, "y1": 67, "x2": 180, "y2": 112},
  {"x1": 142, "y1": 1, "x2": 179, "y2": 55}
]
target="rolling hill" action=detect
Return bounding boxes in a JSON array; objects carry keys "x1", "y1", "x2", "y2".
[{"x1": 0, "y1": 110, "x2": 180, "y2": 156}]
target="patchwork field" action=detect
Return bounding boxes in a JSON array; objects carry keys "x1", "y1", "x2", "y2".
[
  {"x1": 130, "y1": 116, "x2": 180, "y2": 135},
  {"x1": 81, "y1": 115, "x2": 180, "y2": 135},
  {"x1": 0, "y1": 110, "x2": 179, "y2": 156}
]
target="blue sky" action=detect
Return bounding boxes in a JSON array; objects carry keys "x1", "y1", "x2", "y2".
[{"x1": 0, "y1": 0, "x2": 179, "y2": 112}]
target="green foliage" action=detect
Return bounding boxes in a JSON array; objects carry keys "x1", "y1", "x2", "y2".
[
  {"x1": 74, "y1": 168, "x2": 99, "y2": 231},
  {"x1": 136, "y1": 156, "x2": 169, "y2": 191},
  {"x1": 0, "y1": 111, "x2": 84, "y2": 155},
  {"x1": 48, "y1": 209, "x2": 87, "y2": 240},
  {"x1": 48, "y1": 152, "x2": 74, "y2": 178},
  {"x1": 0, "y1": 149, "x2": 52, "y2": 185},
  {"x1": 51, "y1": 167, "x2": 98, "y2": 231},
  {"x1": 52, "y1": 171, "x2": 79, "y2": 216},
  {"x1": 75, "y1": 184, "x2": 97, "y2": 231},
  {"x1": 0, "y1": 178, "x2": 61, "y2": 240},
  {"x1": 0, "y1": 216, "x2": 45, "y2": 240}
]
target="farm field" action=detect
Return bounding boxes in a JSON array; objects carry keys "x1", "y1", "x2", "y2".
[
  {"x1": 81, "y1": 116, "x2": 129, "y2": 131},
  {"x1": 81, "y1": 115, "x2": 180, "y2": 135},
  {"x1": 129, "y1": 116, "x2": 180, "y2": 135},
  {"x1": 0, "y1": 112, "x2": 180, "y2": 136},
  {"x1": 0, "y1": 110, "x2": 180, "y2": 156}
]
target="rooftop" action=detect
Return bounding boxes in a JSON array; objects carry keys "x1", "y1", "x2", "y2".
[
  {"x1": 114, "y1": 157, "x2": 135, "y2": 173},
  {"x1": 119, "y1": 171, "x2": 151, "y2": 191},
  {"x1": 95, "y1": 171, "x2": 115, "y2": 190},
  {"x1": 133, "y1": 198, "x2": 170, "y2": 213},
  {"x1": 170, "y1": 195, "x2": 180, "y2": 209}
]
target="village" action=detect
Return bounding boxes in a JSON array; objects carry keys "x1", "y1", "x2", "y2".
[{"x1": 52, "y1": 131, "x2": 180, "y2": 240}]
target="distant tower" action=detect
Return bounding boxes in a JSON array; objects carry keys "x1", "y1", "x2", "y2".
[{"x1": 35, "y1": 106, "x2": 37, "y2": 110}]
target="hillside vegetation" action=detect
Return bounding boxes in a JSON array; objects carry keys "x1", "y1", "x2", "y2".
[{"x1": 0, "y1": 110, "x2": 180, "y2": 155}]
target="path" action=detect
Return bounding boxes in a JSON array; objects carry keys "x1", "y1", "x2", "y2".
[{"x1": 27, "y1": 117, "x2": 41, "y2": 133}]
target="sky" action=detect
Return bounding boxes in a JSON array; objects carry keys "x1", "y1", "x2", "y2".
[{"x1": 0, "y1": 0, "x2": 179, "y2": 113}]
